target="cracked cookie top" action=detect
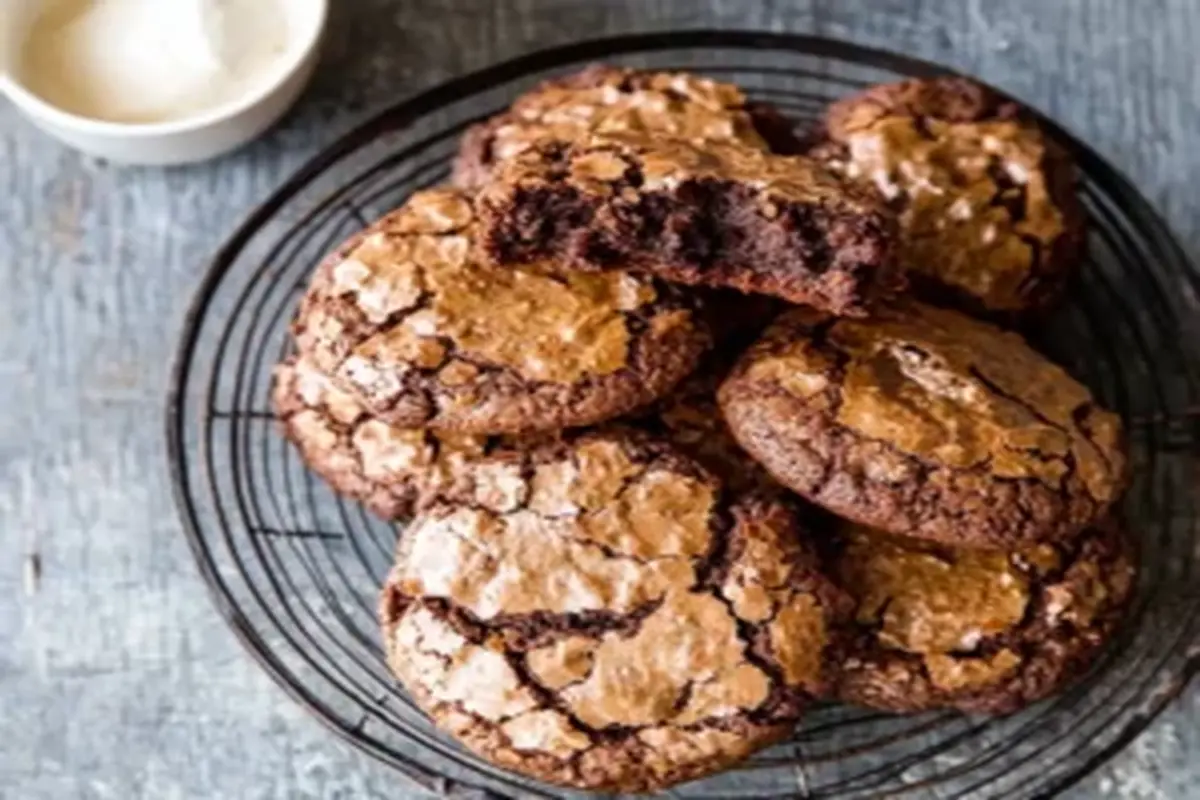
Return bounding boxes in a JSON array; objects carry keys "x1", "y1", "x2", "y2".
[
  {"x1": 832, "y1": 520, "x2": 1134, "y2": 713},
  {"x1": 719, "y1": 303, "x2": 1127, "y2": 547},
  {"x1": 813, "y1": 77, "x2": 1084, "y2": 315},
  {"x1": 379, "y1": 430, "x2": 847, "y2": 791},
  {"x1": 452, "y1": 64, "x2": 798, "y2": 187},
  {"x1": 273, "y1": 356, "x2": 512, "y2": 519},
  {"x1": 291, "y1": 187, "x2": 711, "y2": 435}
]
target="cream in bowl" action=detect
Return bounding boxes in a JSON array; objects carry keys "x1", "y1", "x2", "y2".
[{"x1": 0, "y1": 0, "x2": 328, "y2": 165}]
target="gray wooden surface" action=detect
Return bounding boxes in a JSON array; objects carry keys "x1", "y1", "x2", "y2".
[{"x1": 2, "y1": 1, "x2": 1197, "y2": 797}]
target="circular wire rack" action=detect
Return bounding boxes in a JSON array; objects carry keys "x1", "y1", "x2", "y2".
[{"x1": 167, "y1": 31, "x2": 1200, "y2": 799}]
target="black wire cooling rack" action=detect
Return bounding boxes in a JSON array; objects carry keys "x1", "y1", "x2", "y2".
[{"x1": 166, "y1": 31, "x2": 1200, "y2": 799}]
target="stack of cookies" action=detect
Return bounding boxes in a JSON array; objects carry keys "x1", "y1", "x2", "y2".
[{"x1": 275, "y1": 67, "x2": 1134, "y2": 792}]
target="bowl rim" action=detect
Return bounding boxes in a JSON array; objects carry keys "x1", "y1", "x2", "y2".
[{"x1": 0, "y1": 0, "x2": 328, "y2": 138}]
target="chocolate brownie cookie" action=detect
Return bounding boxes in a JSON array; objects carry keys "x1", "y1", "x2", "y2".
[
  {"x1": 478, "y1": 132, "x2": 898, "y2": 315},
  {"x1": 379, "y1": 430, "x2": 849, "y2": 792},
  {"x1": 811, "y1": 77, "x2": 1085, "y2": 316},
  {"x1": 292, "y1": 187, "x2": 711, "y2": 435},
  {"x1": 831, "y1": 520, "x2": 1135, "y2": 714},
  {"x1": 273, "y1": 356, "x2": 520, "y2": 519},
  {"x1": 718, "y1": 303, "x2": 1127, "y2": 549},
  {"x1": 452, "y1": 64, "x2": 799, "y2": 188}
]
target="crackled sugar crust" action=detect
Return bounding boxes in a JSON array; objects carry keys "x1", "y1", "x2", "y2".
[
  {"x1": 719, "y1": 303, "x2": 1127, "y2": 548},
  {"x1": 271, "y1": 329, "x2": 770, "y2": 522},
  {"x1": 478, "y1": 132, "x2": 897, "y2": 315},
  {"x1": 452, "y1": 64, "x2": 800, "y2": 188},
  {"x1": 291, "y1": 188, "x2": 711, "y2": 435},
  {"x1": 379, "y1": 430, "x2": 848, "y2": 792},
  {"x1": 272, "y1": 356, "x2": 519, "y2": 519},
  {"x1": 812, "y1": 77, "x2": 1085, "y2": 316},
  {"x1": 832, "y1": 521, "x2": 1134, "y2": 714}
]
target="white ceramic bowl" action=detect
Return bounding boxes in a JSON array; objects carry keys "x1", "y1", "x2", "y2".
[{"x1": 0, "y1": 0, "x2": 327, "y2": 166}]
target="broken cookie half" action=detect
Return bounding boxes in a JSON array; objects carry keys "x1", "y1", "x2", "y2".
[{"x1": 477, "y1": 132, "x2": 898, "y2": 316}]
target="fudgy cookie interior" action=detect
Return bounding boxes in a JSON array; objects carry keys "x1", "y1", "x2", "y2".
[{"x1": 479, "y1": 133, "x2": 897, "y2": 315}]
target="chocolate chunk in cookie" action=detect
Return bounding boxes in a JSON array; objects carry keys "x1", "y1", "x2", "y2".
[
  {"x1": 291, "y1": 187, "x2": 711, "y2": 435},
  {"x1": 719, "y1": 303, "x2": 1127, "y2": 549},
  {"x1": 811, "y1": 77, "x2": 1085, "y2": 316},
  {"x1": 452, "y1": 64, "x2": 800, "y2": 188},
  {"x1": 379, "y1": 430, "x2": 848, "y2": 792},
  {"x1": 831, "y1": 520, "x2": 1134, "y2": 714},
  {"x1": 477, "y1": 133, "x2": 898, "y2": 315}
]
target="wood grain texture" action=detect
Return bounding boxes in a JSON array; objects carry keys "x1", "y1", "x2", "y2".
[{"x1": 1, "y1": 0, "x2": 1197, "y2": 797}]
